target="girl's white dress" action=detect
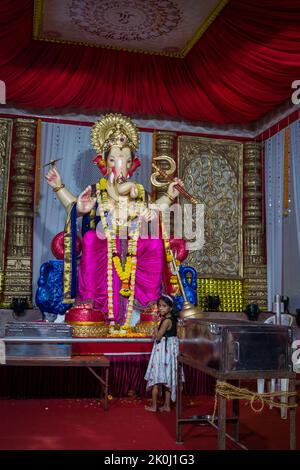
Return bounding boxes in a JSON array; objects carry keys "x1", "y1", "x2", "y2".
[{"x1": 144, "y1": 334, "x2": 179, "y2": 402}]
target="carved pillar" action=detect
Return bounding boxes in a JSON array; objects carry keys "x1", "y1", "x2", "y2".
[
  {"x1": 243, "y1": 142, "x2": 267, "y2": 309},
  {"x1": 154, "y1": 131, "x2": 176, "y2": 200},
  {"x1": 0, "y1": 119, "x2": 13, "y2": 304},
  {"x1": 2, "y1": 119, "x2": 37, "y2": 307}
]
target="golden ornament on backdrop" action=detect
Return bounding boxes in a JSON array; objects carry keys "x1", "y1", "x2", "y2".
[
  {"x1": 178, "y1": 136, "x2": 243, "y2": 278},
  {"x1": 197, "y1": 278, "x2": 243, "y2": 312}
]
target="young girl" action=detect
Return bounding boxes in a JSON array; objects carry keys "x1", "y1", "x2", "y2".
[{"x1": 144, "y1": 294, "x2": 180, "y2": 412}]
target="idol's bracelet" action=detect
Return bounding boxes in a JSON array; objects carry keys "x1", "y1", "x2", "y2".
[
  {"x1": 165, "y1": 192, "x2": 176, "y2": 203},
  {"x1": 53, "y1": 183, "x2": 65, "y2": 193}
]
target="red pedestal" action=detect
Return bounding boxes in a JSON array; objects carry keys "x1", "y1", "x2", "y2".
[{"x1": 72, "y1": 339, "x2": 153, "y2": 356}]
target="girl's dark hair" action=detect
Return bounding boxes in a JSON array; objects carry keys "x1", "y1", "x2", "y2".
[{"x1": 157, "y1": 294, "x2": 179, "y2": 320}]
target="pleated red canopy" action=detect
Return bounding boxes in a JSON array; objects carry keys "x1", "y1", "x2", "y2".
[{"x1": 1, "y1": 0, "x2": 300, "y2": 124}]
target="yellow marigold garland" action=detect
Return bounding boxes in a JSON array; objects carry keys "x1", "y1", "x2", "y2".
[{"x1": 96, "y1": 178, "x2": 141, "y2": 325}]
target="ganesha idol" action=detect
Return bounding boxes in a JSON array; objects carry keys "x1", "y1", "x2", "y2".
[{"x1": 45, "y1": 113, "x2": 184, "y2": 328}]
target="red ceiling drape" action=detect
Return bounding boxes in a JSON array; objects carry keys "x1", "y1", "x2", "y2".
[{"x1": 1, "y1": 0, "x2": 300, "y2": 124}]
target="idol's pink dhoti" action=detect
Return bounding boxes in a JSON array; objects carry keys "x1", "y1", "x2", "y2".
[{"x1": 77, "y1": 231, "x2": 164, "y2": 323}]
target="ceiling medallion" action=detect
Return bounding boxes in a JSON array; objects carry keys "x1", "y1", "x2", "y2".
[{"x1": 69, "y1": 0, "x2": 181, "y2": 42}]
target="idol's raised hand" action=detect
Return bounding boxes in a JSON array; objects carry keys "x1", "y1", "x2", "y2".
[
  {"x1": 77, "y1": 186, "x2": 96, "y2": 215},
  {"x1": 45, "y1": 167, "x2": 62, "y2": 189}
]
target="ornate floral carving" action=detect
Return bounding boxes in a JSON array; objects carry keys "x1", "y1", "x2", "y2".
[{"x1": 178, "y1": 136, "x2": 243, "y2": 278}]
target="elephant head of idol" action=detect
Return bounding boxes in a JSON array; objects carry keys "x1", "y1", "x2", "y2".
[{"x1": 91, "y1": 113, "x2": 141, "y2": 195}]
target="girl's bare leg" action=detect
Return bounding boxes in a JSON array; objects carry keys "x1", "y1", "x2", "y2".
[
  {"x1": 159, "y1": 388, "x2": 171, "y2": 412},
  {"x1": 145, "y1": 385, "x2": 158, "y2": 412}
]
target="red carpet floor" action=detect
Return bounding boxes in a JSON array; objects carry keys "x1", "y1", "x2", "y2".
[{"x1": 0, "y1": 395, "x2": 299, "y2": 450}]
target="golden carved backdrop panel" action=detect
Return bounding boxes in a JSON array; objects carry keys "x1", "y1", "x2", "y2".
[
  {"x1": 0, "y1": 119, "x2": 12, "y2": 273},
  {"x1": 178, "y1": 136, "x2": 243, "y2": 278}
]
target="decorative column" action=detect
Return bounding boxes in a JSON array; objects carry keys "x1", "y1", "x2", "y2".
[
  {"x1": 243, "y1": 142, "x2": 267, "y2": 309},
  {"x1": 2, "y1": 119, "x2": 37, "y2": 307},
  {"x1": 154, "y1": 131, "x2": 177, "y2": 200},
  {"x1": 0, "y1": 118, "x2": 13, "y2": 304}
]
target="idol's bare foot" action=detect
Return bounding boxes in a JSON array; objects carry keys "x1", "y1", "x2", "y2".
[{"x1": 145, "y1": 405, "x2": 157, "y2": 412}]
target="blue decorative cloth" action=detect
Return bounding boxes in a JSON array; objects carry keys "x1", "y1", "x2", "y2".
[
  {"x1": 175, "y1": 265, "x2": 198, "y2": 311},
  {"x1": 70, "y1": 203, "x2": 77, "y2": 299},
  {"x1": 36, "y1": 260, "x2": 72, "y2": 317}
]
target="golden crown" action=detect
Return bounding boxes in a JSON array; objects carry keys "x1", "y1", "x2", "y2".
[{"x1": 91, "y1": 113, "x2": 140, "y2": 154}]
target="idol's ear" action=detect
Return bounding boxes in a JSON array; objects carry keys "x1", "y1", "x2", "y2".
[
  {"x1": 127, "y1": 156, "x2": 141, "y2": 177},
  {"x1": 93, "y1": 154, "x2": 108, "y2": 176}
]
